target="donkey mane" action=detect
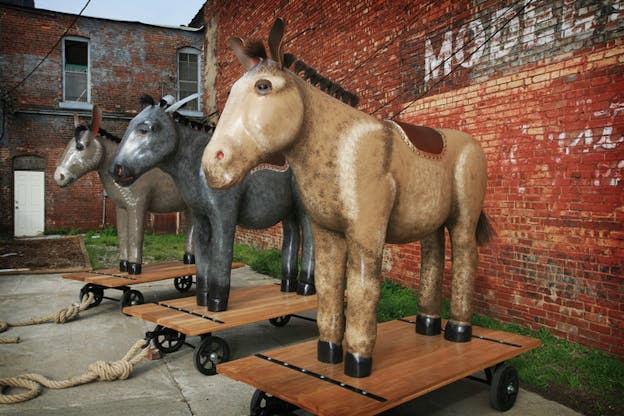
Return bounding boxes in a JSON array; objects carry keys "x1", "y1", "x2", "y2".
[
  {"x1": 140, "y1": 94, "x2": 156, "y2": 107},
  {"x1": 74, "y1": 124, "x2": 121, "y2": 144},
  {"x1": 240, "y1": 40, "x2": 359, "y2": 107},
  {"x1": 98, "y1": 127, "x2": 122, "y2": 143},
  {"x1": 140, "y1": 94, "x2": 215, "y2": 133},
  {"x1": 283, "y1": 53, "x2": 359, "y2": 107},
  {"x1": 170, "y1": 111, "x2": 215, "y2": 133}
]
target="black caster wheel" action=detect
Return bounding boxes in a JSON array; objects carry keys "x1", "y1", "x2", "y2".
[
  {"x1": 79, "y1": 284, "x2": 103, "y2": 308},
  {"x1": 250, "y1": 389, "x2": 299, "y2": 416},
  {"x1": 193, "y1": 335, "x2": 230, "y2": 375},
  {"x1": 120, "y1": 289, "x2": 144, "y2": 311},
  {"x1": 152, "y1": 325, "x2": 186, "y2": 353},
  {"x1": 269, "y1": 315, "x2": 291, "y2": 327},
  {"x1": 174, "y1": 275, "x2": 193, "y2": 292},
  {"x1": 490, "y1": 363, "x2": 519, "y2": 411}
]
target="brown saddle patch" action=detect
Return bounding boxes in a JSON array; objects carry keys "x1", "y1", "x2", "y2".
[
  {"x1": 393, "y1": 121, "x2": 445, "y2": 155},
  {"x1": 251, "y1": 153, "x2": 289, "y2": 174}
]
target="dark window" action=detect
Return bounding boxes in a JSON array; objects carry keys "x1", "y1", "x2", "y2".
[
  {"x1": 178, "y1": 48, "x2": 200, "y2": 111},
  {"x1": 63, "y1": 38, "x2": 89, "y2": 102}
]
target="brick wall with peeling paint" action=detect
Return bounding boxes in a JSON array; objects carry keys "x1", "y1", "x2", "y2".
[
  {"x1": 204, "y1": 0, "x2": 624, "y2": 357},
  {"x1": 0, "y1": 5, "x2": 204, "y2": 234}
]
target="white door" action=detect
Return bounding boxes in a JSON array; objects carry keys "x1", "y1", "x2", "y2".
[{"x1": 14, "y1": 170, "x2": 45, "y2": 236}]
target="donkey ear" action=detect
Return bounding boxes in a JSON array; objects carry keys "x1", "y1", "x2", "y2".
[
  {"x1": 268, "y1": 18, "x2": 285, "y2": 68},
  {"x1": 230, "y1": 38, "x2": 260, "y2": 70},
  {"x1": 73, "y1": 113, "x2": 80, "y2": 128},
  {"x1": 91, "y1": 105, "x2": 102, "y2": 137}
]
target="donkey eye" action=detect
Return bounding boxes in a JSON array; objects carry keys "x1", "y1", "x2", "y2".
[
  {"x1": 254, "y1": 80, "x2": 272, "y2": 95},
  {"x1": 137, "y1": 123, "x2": 151, "y2": 134}
]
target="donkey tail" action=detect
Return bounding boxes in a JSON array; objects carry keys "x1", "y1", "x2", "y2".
[{"x1": 476, "y1": 211, "x2": 496, "y2": 246}]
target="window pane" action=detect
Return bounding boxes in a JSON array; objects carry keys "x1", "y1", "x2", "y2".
[
  {"x1": 64, "y1": 39, "x2": 88, "y2": 102},
  {"x1": 65, "y1": 71, "x2": 88, "y2": 101},
  {"x1": 178, "y1": 50, "x2": 200, "y2": 110},
  {"x1": 179, "y1": 80, "x2": 198, "y2": 111},
  {"x1": 65, "y1": 40, "x2": 88, "y2": 66}
]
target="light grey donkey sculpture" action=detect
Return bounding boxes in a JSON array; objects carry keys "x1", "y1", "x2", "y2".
[{"x1": 54, "y1": 105, "x2": 194, "y2": 274}]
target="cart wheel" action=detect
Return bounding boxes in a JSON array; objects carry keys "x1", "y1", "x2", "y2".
[
  {"x1": 250, "y1": 389, "x2": 299, "y2": 415},
  {"x1": 120, "y1": 289, "x2": 144, "y2": 310},
  {"x1": 79, "y1": 284, "x2": 103, "y2": 308},
  {"x1": 250, "y1": 389, "x2": 271, "y2": 416},
  {"x1": 152, "y1": 325, "x2": 186, "y2": 353},
  {"x1": 490, "y1": 363, "x2": 519, "y2": 411},
  {"x1": 174, "y1": 275, "x2": 193, "y2": 292},
  {"x1": 269, "y1": 315, "x2": 291, "y2": 327},
  {"x1": 193, "y1": 335, "x2": 230, "y2": 375}
]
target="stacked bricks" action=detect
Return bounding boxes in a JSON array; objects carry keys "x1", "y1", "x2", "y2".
[{"x1": 205, "y1": 0, "x2": 624, "y2": 357}]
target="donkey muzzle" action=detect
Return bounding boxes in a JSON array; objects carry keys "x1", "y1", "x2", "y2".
[
  {"x1": 54, "y1": 167, "x2": 74, "y2": 187},
  {"x1": 110, "y1": 163, "x2": 136, "y2": 186}
]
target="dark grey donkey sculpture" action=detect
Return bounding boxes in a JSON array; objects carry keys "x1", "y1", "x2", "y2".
[
  {"x1": 109, "y1": 94, "x2": 315, "y2": 311},
  {"x1": 54, "y1": 105, "x2": 194, "y2": 274}
]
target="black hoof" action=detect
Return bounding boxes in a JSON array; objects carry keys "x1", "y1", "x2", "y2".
[
  {"x1": 296, "y1": 282, "x2": 316, "y2": 296},
  {"x1": 208, "y1": 297, "x2": 228, "y2": 312},
  {"x1": 196, "y1": 292, "x2": 209, "y2": 307},
  {"x1": 317, "y1": 340, "x2": 343, "y2": 364},
  {"x1": 183, "y1": 253, "x2": 196, "y2": 264},
  {"x1": 344, "y1": 352, "x2": 372, "y2": 378},
  {"x1": 280, "y1": 279, "x2": 298, "y2": 292},
  {"x1": 444, "y1": 321, "x2": 472, "y2": 342},
  {"x1": 127, "y1": 262, "x2": 142, "y2": 275},
  {"x1": 416, "y1": 314, "x2": 441, "y2": 336},
  {"x1": 119, "y1": 260, "x2": 129, "y2": 272}
]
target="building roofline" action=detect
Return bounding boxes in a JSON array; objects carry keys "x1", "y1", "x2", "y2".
[{"x1": 2, "y1": 3, "x2": 204, "y2": 32}]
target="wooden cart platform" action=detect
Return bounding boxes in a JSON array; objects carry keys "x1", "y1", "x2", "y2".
[
  {"x1": 63, "y1": 261, "x2": 243, "y2": 311},
  {"x1": 63, "y1": 261, "x2": 196, "y2": 288},
  {"x1": 123, "y1": 283, "x2": 318, "y2": 336},
  {"x1": 218, "y1": 317, "x2": 541, "y2": 415},
  {"x1": 124, "y1": 284, "x2": 319, "y2": 375}
]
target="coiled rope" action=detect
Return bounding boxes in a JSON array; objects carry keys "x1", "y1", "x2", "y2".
[
  {"x1": 0, "y1": 292, "x2": 94, "y2": 344},
  {"x1": 0, "y1": 338, "x2": 149, "y2": 403}
]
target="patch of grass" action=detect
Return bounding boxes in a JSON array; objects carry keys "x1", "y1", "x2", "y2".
[
  {"x1": 377, "y1": 280, "x2": 418, "y2": 322},
  {"x1": 234, "y1": 244, "x2": 282, "y2": 277},
  {"x1": 83, "y1": 228, "x2": 119, "y2": 269},
  {"x1": 142, "y1": 233, "x2": 187, "y2": 262}
]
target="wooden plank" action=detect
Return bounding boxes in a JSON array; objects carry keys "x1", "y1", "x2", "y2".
[
  {"x1": 218, "y1": 317, "x2": 541, "y2": 416},
  {"x1": 63, "y1": 261, "x2": 245, "y2": 288},
  {"x1": 124, "y1": 284, "x2": 318, "y2": 337},
  {"x1": 62, "y1": 264, "x2": 122, "y2": 282}
]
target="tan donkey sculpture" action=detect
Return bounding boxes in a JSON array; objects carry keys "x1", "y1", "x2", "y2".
[{"x1": 202, "y1": 19, "x2": 494, "y2": 378}]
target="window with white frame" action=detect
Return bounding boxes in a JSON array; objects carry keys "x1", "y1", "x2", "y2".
[
  {"x1": 62, "y1": 37, "x2": 90, "y2": 108},
  {"x1": 177, "y1": 47, "x2": 201, "y2": 114}
]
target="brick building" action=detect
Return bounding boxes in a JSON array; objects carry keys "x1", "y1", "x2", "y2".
[
  {"x1": 203, "y1": 0, "x2": 624, "y2": 358},
  {"x1": 0, "y1": 2, "x2": 206, "y2": 235}
]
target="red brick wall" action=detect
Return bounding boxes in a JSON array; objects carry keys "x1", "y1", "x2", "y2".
[
  {"x1": 0, "y1": 5, "x2": 203, "y2": 234},
  {"x1": 205, "y1": 0, "x2": 624, "y2": 357}
]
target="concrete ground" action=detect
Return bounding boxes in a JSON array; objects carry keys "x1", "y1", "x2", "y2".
[{"x1": 0, "y1": 268, "x2": 582, "y2": 416}]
